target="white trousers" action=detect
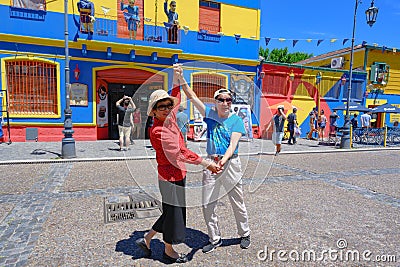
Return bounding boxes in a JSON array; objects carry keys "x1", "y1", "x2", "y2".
[{"x1": 202, "y1": 157, "x2": 250, "y2": 244}]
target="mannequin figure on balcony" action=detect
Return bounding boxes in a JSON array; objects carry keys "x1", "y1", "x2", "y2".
[
  {"x1": 121, "y1": 0, "x2": 140, "y2": 40},
  {"x1": 164, "y1": 0, "x2": 179, "y2": 44},
  {"x1": 77, "y1": 0, "x2": 95, "y2": 40}
]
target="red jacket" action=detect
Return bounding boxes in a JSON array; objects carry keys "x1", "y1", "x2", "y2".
[{"x1": 150, "y1": 114, "x2": 202, "y2": 181}]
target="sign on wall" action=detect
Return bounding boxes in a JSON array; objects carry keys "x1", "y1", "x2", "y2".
[
  {"x1": 231, "y1": 104, "x2": 253, "y2": 140},
  {"x1": 96, "y1": 85, "x2": 108, "y2": 127},
  {"x1": 70, "y1": 83, "x2": 88, "y2": 106}
]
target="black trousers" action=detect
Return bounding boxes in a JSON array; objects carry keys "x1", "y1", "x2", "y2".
[
  {"x1": 152, "y1": 178, "x2": 186, "y2": 244},
  {"x1": 168, "y1": 24, "x2": 178, "y2": 44},
  {"x1": 288, "y1": 123, "x2": 296, "y2": 144}
]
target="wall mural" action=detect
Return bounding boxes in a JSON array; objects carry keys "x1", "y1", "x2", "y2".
[{"x1": 230, "y1": 74, "x2": 254, "y2": 109}]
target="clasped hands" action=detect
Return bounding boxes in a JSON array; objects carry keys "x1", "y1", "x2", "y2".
[
  {"x1": 205, "y1": 159, "x2": 226, "y2": 174},
  {"x1": 173, "y1": 64, "x2": 184, "y2": 85}
]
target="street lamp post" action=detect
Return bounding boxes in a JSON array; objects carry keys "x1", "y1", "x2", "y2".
[
  {"x1": 316, "y1": 72, "x2": 322, "y2": 116},
  {"x1": 61, "y1": 0, "x2": 76, "y2": 158},
  {"x1": 340, "y1": 0, "x2": 378, "y2": 149}
]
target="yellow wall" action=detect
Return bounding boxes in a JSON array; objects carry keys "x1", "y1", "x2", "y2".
[
  {"x1": 366, "y1": 49, "x2": 400, "y2": 95},
  {"x1": 3, "y1": 0, "x2": 260, "y2": 38},
  {"x1": 221, "y1": 5, "x2": 259, "y2": 39}
]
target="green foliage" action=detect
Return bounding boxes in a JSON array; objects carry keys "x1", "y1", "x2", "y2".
[{"x1": 259, "y1": 47, "x2": 313, "y2": 63}]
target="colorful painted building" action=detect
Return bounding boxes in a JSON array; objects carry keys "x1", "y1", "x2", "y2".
[
  {"x1": 260, "y1": 62, "x2": 367, "y2": 139},
  {"x1": 297, "y1": 44, "x2": 400, "y2": 129},
  {"x1": 0, "y1": 0, "x2": 262, "y2": 142}
]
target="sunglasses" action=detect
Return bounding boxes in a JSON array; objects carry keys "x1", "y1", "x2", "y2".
[
  {"x1": 216, "y1": 98, "x2": 232, "y2": 104},
  {"x1": 156, "y1": 103, "x2": 174, "y2": 111},
  {"x1": 171, "y1": 4, "x2": 176, "y2": 7}
]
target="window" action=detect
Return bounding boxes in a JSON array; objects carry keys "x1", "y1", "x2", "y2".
[
  {"x1": 262, "y1": 73, "x2": 288, "y2": 96},
  {"x1": 11, "y1": 0, "x2": 46, "y2": 11},
  {"x1": 199, "y1": 0, "x2": 221, "y2": 34},
  {"x1": 5, "y1": 59, "x2": 59, "y2": 116},
  {"x1": 343, "y1": 80, "x2": 363, "y2": 100},
  {"x1": 370, "y1": 62, "x2": 389, "y2": 85},
  {"x1": 192, "y1": 73, "x2": 226, "y2": 102}
]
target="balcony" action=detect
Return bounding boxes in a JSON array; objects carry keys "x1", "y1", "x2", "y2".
[{"x1": 76, "y1": 14, "x2": 181, "y2": 46}]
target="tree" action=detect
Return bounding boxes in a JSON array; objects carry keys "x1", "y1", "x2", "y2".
[{"x1": 259, "y1": 47, "x2": 313, "y2": 63}]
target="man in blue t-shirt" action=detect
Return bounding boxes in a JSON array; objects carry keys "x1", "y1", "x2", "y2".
[{"x1": 174, "y1": 64, "x2": 251, "y2": 254}]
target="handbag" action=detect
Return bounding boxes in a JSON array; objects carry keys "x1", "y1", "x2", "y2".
[{"x1": 294, "y1": 126, "x2": 301, "y2": 137}]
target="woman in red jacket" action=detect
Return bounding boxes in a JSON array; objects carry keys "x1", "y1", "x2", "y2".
[{"x1": 135, "y1": 90, "x2": 220, "y2": 263}]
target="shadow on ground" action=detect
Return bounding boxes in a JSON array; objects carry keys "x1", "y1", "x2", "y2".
[
  {"x1": 116, "y1": 228, "x2": 242, "y2": 264},
  {"x1": 31, "y1": 149, "x2": 61, "y2": 157}
]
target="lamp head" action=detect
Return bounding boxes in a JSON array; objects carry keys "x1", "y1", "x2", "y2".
[{"x1": 365, "y1": 1, "x2": 378, "y2": 27}]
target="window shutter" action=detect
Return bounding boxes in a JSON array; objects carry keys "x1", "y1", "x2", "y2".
[
  {"x1": 199, "y1": 3, "x2": 220, "y2": 34},
  {"x1": 193, "y1": 74, "x2": 226, "y2": 102}
]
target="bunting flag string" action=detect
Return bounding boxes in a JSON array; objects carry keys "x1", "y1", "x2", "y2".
[
  {"x1": 262, "y1": 37, "x2": 397, "y2": 54},
  {"x1": 261, "y1": 37, "x2": 395, "y2": 51}
]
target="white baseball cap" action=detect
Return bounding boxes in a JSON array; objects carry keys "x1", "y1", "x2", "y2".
[{"x1": 213, "y1": 88, "x2": 232, "y2": 99}]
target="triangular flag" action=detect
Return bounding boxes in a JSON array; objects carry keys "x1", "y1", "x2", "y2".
[
  {"x1": 361, "y1": 41, "x2": 367, "y2": 46},
  {"x1": 265, "y1": 37, "x2": 271, "y2": 46},
  {"x1": 278, "y1": 38, "x2": 286, "y2": 42},
  {"x1": 330, "y1": 39, "x2": 337, "y2": 43},
  {"x1": 343, "y1": 39, "x2": 349, "y2": 45},
  {"x1": 306, "y1": 39, "x2": 312, "y2": 43},
  {"x1": 292, "y1": 40, "x2": 299, "y2": 47},
  {"x1": 382, "y1": 46, "x2": 387, "y2": 53},
  {"x1": 317, "y1": 39, "x2": 324, "y2": 46}
]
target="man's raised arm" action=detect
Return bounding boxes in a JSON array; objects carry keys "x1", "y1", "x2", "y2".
[{"x1": 173, "y1": 64, "x2": 206, "y2": 117}]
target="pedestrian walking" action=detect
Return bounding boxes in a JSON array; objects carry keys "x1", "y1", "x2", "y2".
[
  {"x1": 136, "y1": 90, "x2": 221, "y2": 263},
  {"x1": 318, "y1": 110, "x2": 327, "y2": 141},
  {"x1": 329, "y1": 110, "x2": 340, "y2": 134},
  {"x1": 351, "y1": 113, "x2": 358, "y2": 128},
  {"x1": 116, "y1": 96, "x2": 135, "y2": 151},
  {"x1": 307, "y1": 107, "x2": 317, "y2": 140},
  {"x1": 287, "y1": 107, "x2": 298, "y2": 145},
  {"x1": 174, "y1": 64, "x2": 251, "y2": 254},
  {"x1": 267, "y1": 106, "x2": 287, "y2": 155},
  {"x1": 131, "y1": 107, "x2": 142, "y2": 141},
  {"x1": 361, "y1": 111, "x2": 372, "y2": 129}
]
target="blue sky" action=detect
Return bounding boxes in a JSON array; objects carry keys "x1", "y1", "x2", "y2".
[{"x1": 260, "y1": 0, "x2": 400, "y2": 57}]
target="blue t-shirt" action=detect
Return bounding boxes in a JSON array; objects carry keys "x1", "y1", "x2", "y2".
[
  {"x1": 176, "y1": 111, "x2": 188, "y2": 133},
  {"x1": 204, "y1": 106, "x2": 246, "y2": 155}
]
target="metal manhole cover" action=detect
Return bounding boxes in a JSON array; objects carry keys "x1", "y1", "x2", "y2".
[{"x1": 104, "y1": 193, "x2": 162, "y2": 224}]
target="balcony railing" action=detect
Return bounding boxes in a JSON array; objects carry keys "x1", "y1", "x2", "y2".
[
  {"x1": 199, "y1": 22, "x2": 221, "y2": 34},
  {"x1": 78, "y1": 14, "x2": 180, "y2": 45}
]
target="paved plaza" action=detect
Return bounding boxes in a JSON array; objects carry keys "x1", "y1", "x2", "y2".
[{"x1": 0, "y1": 139, "x2": 399, "y2": 266}]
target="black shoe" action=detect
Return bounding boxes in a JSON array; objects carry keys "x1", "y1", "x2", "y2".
[
  {"x1": 162, "y1": 252, "x2": 188, "y2": 263},
  {"x1": 202, "y1": 239, "x2": 222, "y2": 254},
  {"x1": 135, "y1": 238, "x2": 151, "y2": 257},
  {"x1": 288, "y1": 142, "x2": 293, "y2": 145},
  {"x1": 240, "y1": 235, "x2": 251, "y2": 249}
]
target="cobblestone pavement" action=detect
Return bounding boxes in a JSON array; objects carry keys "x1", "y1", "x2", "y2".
[{"x1": 0, "y1": 141, "x2": 399, "y2": 266}]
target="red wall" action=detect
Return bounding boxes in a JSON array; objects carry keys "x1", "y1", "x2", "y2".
[{"x1": 1, "y1": 126, "x2": 97, "y2": 142}]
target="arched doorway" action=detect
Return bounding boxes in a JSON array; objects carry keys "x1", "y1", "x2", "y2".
[{"x1": 95, "y1": 67, "x2": 165, "y2": 140}]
